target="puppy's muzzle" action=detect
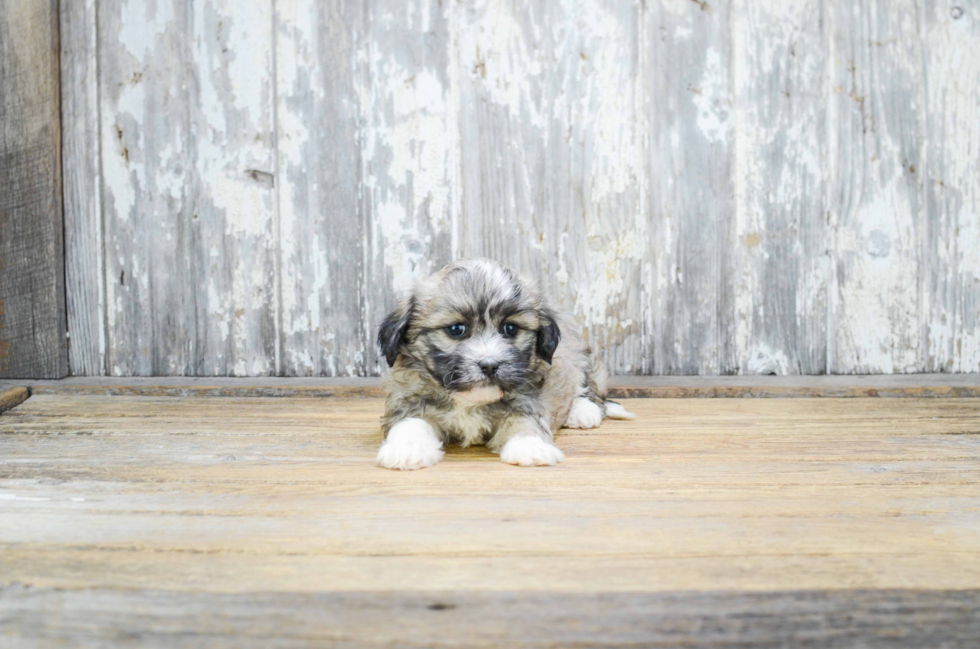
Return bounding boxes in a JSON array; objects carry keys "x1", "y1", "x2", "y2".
[{"x1": 477, "y1": 359, "x2": 499, "y2": 377}]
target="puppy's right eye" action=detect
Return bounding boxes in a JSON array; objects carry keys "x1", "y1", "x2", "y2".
[{"x1": 446, "y1": 323, "x2": 467, "y2": 338}]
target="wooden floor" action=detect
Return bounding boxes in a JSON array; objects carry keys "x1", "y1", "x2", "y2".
[{"x1": 2, "y1": 392, "x2": 980, "y2": 646}]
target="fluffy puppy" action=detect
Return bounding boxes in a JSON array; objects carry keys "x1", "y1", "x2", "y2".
[{"x1": 375, "y1": 258, "x2": 634, "y2": 470}]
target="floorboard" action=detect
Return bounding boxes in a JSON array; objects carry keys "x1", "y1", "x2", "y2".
[{"x1": 2, "y1": 394, "x2": 979, "y2": 646}]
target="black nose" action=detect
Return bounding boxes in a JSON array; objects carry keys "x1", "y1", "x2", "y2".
[{"x1": 478, "y1": 359, "x2": 499, "y2": 377}]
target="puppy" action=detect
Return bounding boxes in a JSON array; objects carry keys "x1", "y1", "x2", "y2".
[{"x1": 375, "y1": 258, "x2": 634, "y2": 470}]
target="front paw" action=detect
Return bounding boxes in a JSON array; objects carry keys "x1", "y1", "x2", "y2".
[
  {"x1": 563, "y1": 397, "x2": 602, "y2": 429},
  {"x1": 376, "y1": 418, "x2": 445, "y2": 471},
  {"x1": 499, "y1": 435, "x2": 565, "y2": 467}
]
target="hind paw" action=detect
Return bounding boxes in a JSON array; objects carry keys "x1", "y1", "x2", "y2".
[{"x1": 563, "y1": 398, "x2": 603, "y2": 429}]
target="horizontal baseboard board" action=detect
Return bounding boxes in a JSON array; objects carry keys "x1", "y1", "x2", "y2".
[{"x1": 11, "y1": 374, "x2": 980, "y2": 399}]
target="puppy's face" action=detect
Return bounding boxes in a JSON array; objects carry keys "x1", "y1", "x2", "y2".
[{"x1": 378, "y1": 260, "x2": 560, "y2": 402}]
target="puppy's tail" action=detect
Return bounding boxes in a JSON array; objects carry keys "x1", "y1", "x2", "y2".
[
  {"x1": 584, "y1": 348, "x2": 635, "y2": 420},
  {"x1": 603, "y1": 399, "x2": 635, "y2": 420}
]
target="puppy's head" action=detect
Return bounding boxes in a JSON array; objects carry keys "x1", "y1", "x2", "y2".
[{"x1": 378, "y1": 259, "x2": 560, "y2": 403}]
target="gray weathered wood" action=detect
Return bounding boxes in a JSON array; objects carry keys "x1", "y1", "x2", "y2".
[
  {"x1": 61, "y1": 0, "x2": 105, "y2": 376},
  {"x1": 828, "y1": 0, "x2": 926, "y2": 373},
  {"x1": 275, "y1": 0, "x2": 367, "y2": 377},
  {"x1": 56, "y1": 0, "x2": 980, "y2": 377},
  {"x1": 923, "y1": 0, "x2": 980, "y2": 373},
  {"x1": 647, "y1": 0, "x2": 735, "y2": 375},
  {"x1": 98, "y1": 0, "x2": 278, "y2": 376},
  {"x1": 733, "y1": 0, "x2": 827, "y2": 375},
  {"x1": 455, "y1": 0, "x2": 647, "y2": 375},
  {"x1": 0, "y1": 0, "x2": 68, "y2": 379},
  {"x1": 3, "y1": 587, "x2": 978, "y2": 648},
  {"x1": 359, "y1": 0, "x2": 459, "y2": 373}
]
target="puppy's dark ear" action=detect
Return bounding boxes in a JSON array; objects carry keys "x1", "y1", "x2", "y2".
[
  {"x1": 377, "y1": 297, "x2": 415, "y2": 367},
  {"x1": 536, "y1": 310, "x2": 561, "y2": 364}
]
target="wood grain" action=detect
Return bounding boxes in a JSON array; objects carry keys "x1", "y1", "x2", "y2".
[
  {"x1": 1, "y1": 395, "x2": 978, "y2": 593},
  {"x1": 647, "y1": 0, "x2": 735, "y2": 375},
  {"x1": 923, "y1": 0, "x2": 980, "y2": 373},
  {"x1": 0, "y1": 385, "x2": 28, "y2": 413},
  {"x1": 98, "y1": 0, "x2": 279, "y2": 376},
  {"x1": 61, "y1": 0, "x2": 105, "y2": 377},
  {"x1": 455, "y1": 0, "x2": 647, "y2": 375},
  {"x1": 56, "y1": 0, "x2": 980, "y2": 377},
  {"x1": 275, "y1": 0, "x2": 367, "y2": 377},
  {"x1": 0, "y1": 0, "x2": 68, "y2": 379},
  {"x1": 3, "y1": 587, "x2": 979, "y2": 648},
  {"x1": 1, "y1": 394, "x2": 978, "y2": 644},
  {"x1": 359, "y1": 0, "x2": 458, "y2": 373},
  {"x1": 828, "y1": 0, "x2": 926, "y2": 373},
  {"x1": 734, "y1": 0, "x2": 827, "y2": 375}
]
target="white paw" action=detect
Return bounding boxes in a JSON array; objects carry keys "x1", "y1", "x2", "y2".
[
  {"x1": 563, "y1": 397, "x2": 603, "y2": 429},
  {"x1": 376, "y1": 418, "x2": 444, "y2": 471},
  {"x1": 499, "y1": 435, "x2": 565, "y2": 467},
  {"x1": 603, "y1": 401, "x2": 636, "y2": 420}
]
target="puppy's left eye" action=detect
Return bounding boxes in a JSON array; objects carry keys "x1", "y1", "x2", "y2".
[
  {"x1": 502, "y1": 323, "x2": 519, "y2": 337},
  {"x1": 447, "y1": 323, "x2": 467, "y2": 338}
]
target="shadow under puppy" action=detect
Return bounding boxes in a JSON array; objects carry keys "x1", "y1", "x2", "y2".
[{"x1": 376, "y1": 259, "x2": 634, "y2": 470}]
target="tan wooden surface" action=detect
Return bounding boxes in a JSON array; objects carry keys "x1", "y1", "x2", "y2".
[
  {"x1": 0, "y1": 385, "x2": 28, "y2": 413},
  {"x1": 2, "y1": 394, "x2": 979, "y2": 593}
]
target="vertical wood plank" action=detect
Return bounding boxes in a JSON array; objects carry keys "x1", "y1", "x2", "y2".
[
  {"x1": 732, "y1": 0, "x2": 828, "y2": 375},
  {"x1": 189, "y1": 0, "x2": 279, "y2": 376},
  {"x1": 61, "y1": 0, "x2": 105, "y2": 376},
  {"x1": 98, "y1": 0, "x2": 183, "y2": 376},
  {"x1": 827, "y1": 0, "x2": 926, "y2": 373},
  {"x1": 0, "y1": 0, "x2": 68, "y2": 379},
  {"x1": 276, "y1": 0, "x2": 367, "y2": 377},
  {"x1": 647, "y1": 0, "x2": 735, "y2": 375},
  {"x1": 923, "y1": 0, "x2": 980, "y2": 372},
  {"x1": 360, "y1": 0, "x2": 459, "y2": 373},
  {"x1": 99, "y1": 0, "x2": 278, "y2": 376},
  {"x1": 455, "y1": 0, "x2": 647, "y2": 374}
]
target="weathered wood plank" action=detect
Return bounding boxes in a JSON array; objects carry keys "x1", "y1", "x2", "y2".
[
  {"x1": 61, "y1": 0, "x2": 105, "y2": 377},
  {"x1": 99, "y1": 0, "x2": 278, "y2": 377},
  {"x1": 455, "y1": 0, "x2": 646, "y2": 374},
  {"x1": 733, "y1": 0, "x2": 827, "y2": 375},
  {"x1": 0, "y1": 0, "x2": 68, "y2": 379},
  {"x1": 18, "y1": 374, "x2": 980, "y2": 399},
  {"x1": 60, "y1": 0, "x2": 980, "y2": 378},
  {"x1": 275, "y1": 0, "x2": 367, "y2": 377},
  {"x1": 0, "y1": 384, "x2": 28, "y2": 413},
  {"x1": 1, "y1": 396, "x2": 979, "y2": 592},
  {"x1": 3, "y1": 587, "x2": 979, "y2": 648},
  {"x1": 923, "y1": 1, "x2": 980, "y2": 373},
  {"x1": 188, "y1": 0, "x2": 279, "y2": 376},
  {"x1": 647, "y1": 0, "x2": 735, "y2": 375},
  {"x1": 827, "y1": 0, "x2": 926, "y2": 373},
  {"x1": 360, "y1": 0, "x2": 459, "y2": 373}
]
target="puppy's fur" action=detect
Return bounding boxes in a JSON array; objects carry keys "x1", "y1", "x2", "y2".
[{"x1": 376, "y1": 258, "x2": 634, "y2": 470}]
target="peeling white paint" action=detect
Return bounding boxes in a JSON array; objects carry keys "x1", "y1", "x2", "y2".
[
  {"x1": 71, "y1": 0, "x2": 980, "y2": 377},
  {"x1": 694, "y1": 48, "x2": 732, "y2": 145},
  {"x1": 118, "y1": 0, "x2": 173, "y2": 59}
]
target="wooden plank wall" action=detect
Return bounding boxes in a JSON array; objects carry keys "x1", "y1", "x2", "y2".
[
  {"x1": 0, "y1": 0, "x2": 67, "y2": 379},
  {"x1": 61, "y1": 0, "x2": 980, "y2": 377}
]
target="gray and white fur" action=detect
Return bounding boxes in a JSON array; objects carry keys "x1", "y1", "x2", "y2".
[{"x1": 376, "y1": 258, "x2": 634, "y2": 470}]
